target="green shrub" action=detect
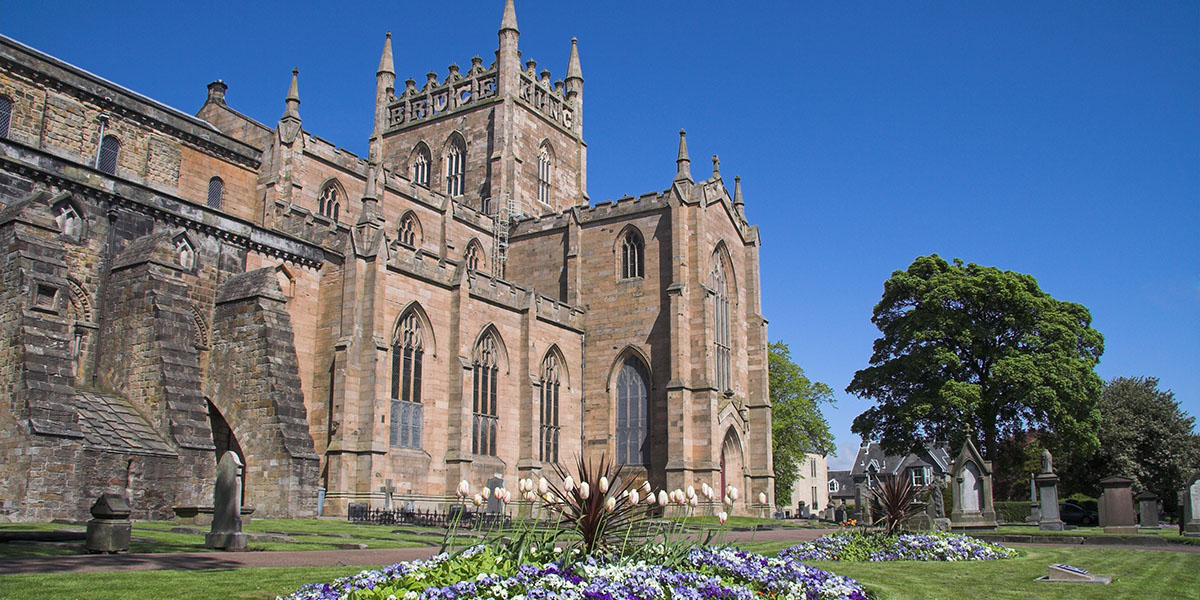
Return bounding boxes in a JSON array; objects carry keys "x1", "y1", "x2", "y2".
[{"x1": 995, "y1": 501, "x2": 1031, "y2": 523}]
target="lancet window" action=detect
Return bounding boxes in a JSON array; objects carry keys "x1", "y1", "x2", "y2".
[
  {"x1": 537, "y1": 144, "x2": 552, "y2": 205},
  {"x1": 615, "y1": 357, "x2": 649, "y2": 465},
  {"x1": 620, "y1": 230, "x2": 643, "y2": 280},
  {"x1": 389, "y1": 312, "x2": 424, "y2": 449},
  {"x1": 539, "y1": 353, "x2": 561, "y2": 464},
  {"x1": 412, "y1": 144, "x2": 431, "y2": 187},
  {"x1": 711, "y1": 256, "x2": 731, "y2": 392},
  {"x1": 0, "y1": 96, "x2": 11, "y2": 139},
  {"x1": 98, "y1": 135, "x2": 120, "y2": 175},
  {"x1": 319, "y1": 182, "x2": 341, "y2": 222},
  {"x1": 398, "y1": 214, "x2": 418, "y2": 247},
  {"x1": 445, "y1": 138, "x2": 465, "y2": 197},
  {"x1": 207, "y1": 177, "x2": 224, "y2": 209},
  {"x1": 472, "y1": 333, "x2": 500, "y2": 456}
]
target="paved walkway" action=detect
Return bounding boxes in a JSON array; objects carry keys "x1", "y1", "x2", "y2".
[{"x1": 2, "y1": 526, "x2": 1196, "y2": 576}]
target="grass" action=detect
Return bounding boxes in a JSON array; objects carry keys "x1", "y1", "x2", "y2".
[
  {"x1": 0, "y1": 519, "x2": 444, "y2": 558},
  {"x1": 993, "y1": 524, "x2": 1200, "y2": 546},
  {"x1": 665, "y1": 515, "x2": 809, "y2": 529},
  {"x1": 4, "y1": 535, "x2": 1199, "y2": 599}
]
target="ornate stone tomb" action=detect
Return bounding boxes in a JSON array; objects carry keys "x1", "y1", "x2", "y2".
[{"x1": 949, "y1": 437, "x2": 997, "y2": 531}]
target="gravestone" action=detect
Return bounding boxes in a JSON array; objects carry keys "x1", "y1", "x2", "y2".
[
  {"x1": 1036, "y1": 564, "x2": 1111, "y2": 585},
  {"x1": 1136, "y1": 491, "x2": 1158, "y2": 528},
  {"x1": 205, "y1": 451, "x2": 249, "y2": 550},
  {"x1": 485, "y1": 476, "x2": 505, "y2": 514},
  {"x1": 1098, "y1": 476, "x2": 1136, "y2": 534},
  {"x1": 834, "y1": 503, "x2": 846, "y2": 523},
  {"x1": 1036, "y1": 450, "x2": 1064, "y2": 531},
  {"x1": 928, "y1": 479, "x2": 946, "y2": 519},
  {"x1": 852, "y1": 473, "x2": 868, "y2": 523},
  {"x1": 381, "y1": 479, "x2": 395, "y2": 511},
  {"x1": 949, "y1": 437, "x2": 997, "y2": 531},
  {"x1": 1183, "y1": 470, "x2": 1200, "y2": 538},
  {"x1": 85, "y1": 493, "x2": 131, "y2": 553},
  {"x1": 1027, "y1": 473, "x2": 1041, "y2": 524}
]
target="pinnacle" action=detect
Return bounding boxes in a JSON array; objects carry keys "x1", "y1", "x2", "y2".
[
  {"x1": 733, "y1": 176, "x2": 744, "y2": 206},
  {"x1": 287, "y1": 68, "x2": 300, "y2": 102},
  {"x1": 500, "y1": 0, "x2": 518, "y2": 34},
  {"x1": 378, "y1": 31, "x2": 395, "y2": 75},
  {"x1": 675, "y1": 129, "x2": 692, "y2": 182},
  {"x1": 566, "y1": 37, "x2": 583, "y2": 81}
]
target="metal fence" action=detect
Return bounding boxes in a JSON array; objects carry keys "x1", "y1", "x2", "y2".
[{"x1": 347, "y1": 504, "x2": 512, "y2": 529}]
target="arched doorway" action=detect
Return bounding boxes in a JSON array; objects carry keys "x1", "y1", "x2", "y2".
[
  {"x1": 719, "y1": 428, "x2": 744, "y2": 498},
  {"x1": 207, "y1": 400, "x2": 245, "y2": 505}
]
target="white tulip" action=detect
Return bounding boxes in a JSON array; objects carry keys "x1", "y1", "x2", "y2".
[
  {"x1": 689, "y1": 496, "x2": 698, "y2": 507},
  {"x1": 472, "y1": 493, "x2": 483, "y2": 507},
  {"x1": 686, "y1": 486, "x2": 696, "y2": 500},
  {"x1": 629, "y1": 490, "x2": 640, "y2": 505},
  {"x1": 564, "y1": 476, "x2": 575, "y2": 492},
  {"x1": 642, "y1": 481, "x2": 652, "y2": 494},
  {"x1": 646, "y1": 491, "x2": 657, "y2": 505},
  {"x1": 599, "y1": 476, "x2": 610, "y2": 493},
  {"x1": 579, "y1": 481, "x2": 591, "y2": 500},
  {"x1": 605, "y1": 497, "x2": 617, "y2": 513},
  {"x1": 657, "y1": 490, "x2": 669, "y2": 505},
  {"x1": 758, "y1": 492, "x2": 768, "y2": 505},
  {"x1": 724, "y1": 494, "x2": 733, "y2": 507},
  {"x1": 729, "y1": 486, "x2": 740, "y2": 501},
  {"x1": 539, "y1": 477, "x2": 549, "y2": 495},
  {"x1": 718, "y1": 511, "x2": 728, "y2": 524},
  {"x1": 458, "y1": 480, "x2": 471, "y2": 497},
  {"x1": 481, "y1": 487, "x2": 491, "y2": 500}
]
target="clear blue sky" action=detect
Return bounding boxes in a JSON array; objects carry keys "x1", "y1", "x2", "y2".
[{"x1": 6, "y1": 1, "x2": 1197, "y2": 468}]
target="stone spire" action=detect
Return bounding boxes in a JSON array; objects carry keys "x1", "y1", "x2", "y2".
[
  {"x1": 674, "y1": 129, "x2": 691, "y2": 182},
  {"x1": 733, "y1": 176, "x2": 744, "y2": 214},
  {"x1": 500, "y1": 0, "x2": 519, "y2": 34},
  {"x1": 377, "y1": 31, "x2": 394, "y2": 75},
  {"x1": 566, "y1": 38, "x2": 583, "y2": 82},
  {"x1": 564, "y1": 37, "x2": 584, "y2": 136},
  {"x1": 283, "y1": 68, "x2": 300, "y2": 120}
]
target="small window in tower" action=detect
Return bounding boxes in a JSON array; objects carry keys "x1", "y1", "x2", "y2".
[
  {"x1": 412, "y1": 144, "x2": 431, "y2": 188},
  {"x1": 207, "y1": 177, "x2": 224, "y2": 209},
  {"x1": 537, "y1": 144, "x2": 552, "y2": 205},
  {"x1": 398, "y1": 214, "x2": 418, "y2": 247},
  {"x1": 464, "y1": 241, "x2": 484, "y2": 273},
  {"x1": 319, "y1": 182, "x2": 341, "y2": 222},
  {"x1": 98, "y1": 135, "x2": 120, "y2": 175},
  {"x1": 445, "y1": 137, "x2": 465, "y2": 197},
  {"x1": 0, "y1": 96, "x2": 11, "y2": 139},
  {"x1": 620, "y1": 229, "x2": 644, "y2": 280}
]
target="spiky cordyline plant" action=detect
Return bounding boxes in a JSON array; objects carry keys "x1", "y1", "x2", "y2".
[
  {"x1": 869, "y1": 474, "x2": 926, "y2": 536},
  {"x1": 544, "y1": 454, "x2": 648, "y2": 553}
]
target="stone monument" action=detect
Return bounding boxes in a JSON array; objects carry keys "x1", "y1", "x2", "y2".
[
  {"x1": 1136, "y1": 491, "x2": 1158, "y2": 528},
  {"x1": 949, "y1": 436, "x2": 997, "y2": 531},
  {"x1": 85, "y1": 493, "x2": 132, "y2": 553},
  {"x1": 1036, "y1": 449, "x2": 1064, "y2": 531},
  {"x1": 206, "y1": 451, "x2": 249, "y2": 550},
  {"x1": 381, "y1": 479, "x2": 395, "y2": 511},
  {"x1": 1097, "y1": 476, "x2": 1136, "y2": 534},
  {"x1": 852, "y1": 472, "x2": 869, "y2": 523},
  {"x1": 1184, "y1": 470, "x2": 1200, "y2": 538},
  {"x1": 1026, "y1": 473, "x2": 1041, "y2": 524}
]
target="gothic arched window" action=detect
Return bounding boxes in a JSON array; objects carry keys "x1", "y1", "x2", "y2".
[
  {"x1": 412, "y1": 144, "x2": 431, "y2": 187},
  {"x1": 98, "y1": 134, "x2": 120, "y2": 175},
  {"x1": 711, "y1": 255, "x2": 731, "y2": 393},
  {"x1": 620, "y1": 229, "x2": 643, "y2": 280},
  {"x1": 390, "y1": 312, "x2": 424, "y2": 449},
  {"x1": 537, "y1": 143, "x2": 552, "y2": 205},
  {"x1": 174, "y1": 235, "x2": 196, "y2": 270},
  {"x1": 318, "y1": 182, "x2": 340, "y2": 222},
  {"x1": 53, "y1": 200, "x2": 82, "y2": 238},
  {"x1": 398, "y1": 213, "x2": 418, "y2": 247},
  {"x1": 464, "y1": 241, "x2": 483, "y2": 273},
  {"x1": 0, "y1": 96, "x2": 11, "y2": 139},
  {"x1": 472, "y1": 333, "x2": 500, "y2": 456},
  {"x1": 444, "y1": 137, "x2": 465, "y2": 197},
  {"x1": 615, "y1": 357, "x2": 649, "y2": 466},
  {"x1": 539, "y1": 352, "x2": 561, "y2": 463},
  {"x1": 207, "y1": 177, "x2": 224, "y2": 209}
]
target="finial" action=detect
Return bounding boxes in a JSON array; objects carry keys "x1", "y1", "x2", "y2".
[
  {"x1": 363, "y1": 163, "x2": 379, "y2": 202},
  {"x1": 711, "y1": 154, "x2": 720, "y2": 178},
  {"x1": 733, "y1": 176, "x2": 744, "y2": 207},
  {"x1": 566, "y1": 37, "x2": 583, "y2": 81},
  {"x1": 675, "y1": 129, "x2": 691, "y2": 182},
  {"x1": 206, "y1": 80, "x2": 228, "y2": 105},
  {"x1": 282, "y1": 68, "x2": 301, "y2": 120},
  {"x1": 500, "y1": 0, "x2": 519, "y2": 34},
  {"x1": 378, "y1": 31, "x2": 394, "y2": 75}
]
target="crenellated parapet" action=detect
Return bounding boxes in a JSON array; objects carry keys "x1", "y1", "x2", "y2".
[
  {"x1": 516, "y1": 59, "x2": 575, "y2": 133},
  {"x1": 386, "y1": 57, "x2": 498, "y2": 131}
]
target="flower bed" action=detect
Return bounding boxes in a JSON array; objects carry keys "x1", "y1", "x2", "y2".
[
  {"x1": 281, "y1": 545, "x2": 870, "y2": 600},
  {"x1": 779, "y1": 531, "x2": 1017, "y2": 562}
]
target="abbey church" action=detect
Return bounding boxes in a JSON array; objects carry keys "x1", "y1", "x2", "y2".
[{"x1": 0, "y1": 0, "x2": 772, "y2": 521}]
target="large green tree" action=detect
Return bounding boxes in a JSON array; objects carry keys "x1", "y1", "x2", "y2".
[
  {"x1": 1060, "y1": 377, "x2": 1199, "y2": 509},
  {"x1": 770, "y1": 341, "x2": 836, "y2": 505},
  {"x1": 846, "y1": 255, "x2": 1104, "y2": 463}
]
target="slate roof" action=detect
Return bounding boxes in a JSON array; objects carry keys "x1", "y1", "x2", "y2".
[
  {"x1": 76, "y1": 391, "x2": 177, "y2": 457},
  {"x1": 850, "y1": 442, "x2": 950, "y2": 478},
  {"x1": 828, "y1": 469, "x2": 855, "y2": 499}
]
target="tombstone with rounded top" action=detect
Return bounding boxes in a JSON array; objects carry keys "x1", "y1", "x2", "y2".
[
  {"x1": 1098, "y1": 476, "x2": 1136, "y2": 534},
  {"x1": 86, "y1": 493, "x2": 131, "y2": 553},
  {"x1": 1183, "y1": 470, "x2": 1200, "y2": 537},
  {"x1": 205, "y1": 451, "x2": 249, "y2": 550}
]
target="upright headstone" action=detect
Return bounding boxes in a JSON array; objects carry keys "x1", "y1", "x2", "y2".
[
  {"x1": 1184, "y1": 470, "x2": 1200, "y2": 538},
  {"x1": 834, "y1": 501, "x2": 846, "y2": 523},
  {"x1": 1137, "y1": 491, "x2": 1159, "y2": 528},
  {"x1": 381, "y1": 479, "x2": 395, "y2": 511},
  {"x1": 1036, "y1": 450, "x2": 1064, "y2": 531},
  {"x1": 1027, "y1": 473, "x2": 1042, "y2": 524},
  {"x1": 85, "y1": 493, "x2": 131, "y2": 553},
  {"x1": 1098, "y1": 476, "x2": 1136, "y2": 534},
  {"x1": 485, "y1": 476, "x2": 505, "y2": 514},
  {"x1": 852, "y1": 472, "x2": 870, "y2": 524},
  {"x1": 949, "y1": 437, "x2": 997, "y2": 531},
  {"x1": 206, "y1": 451, "x2": 249, "y2": 550}
]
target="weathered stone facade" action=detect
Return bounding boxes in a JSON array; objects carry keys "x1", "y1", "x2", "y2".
[{"x1": 0, "y1": 0, "x2": 772, "y2": 522}]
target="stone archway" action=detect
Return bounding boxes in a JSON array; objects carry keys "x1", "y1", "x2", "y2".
[
  {"x1": 207, "y1": 399, "x2": 245, "y2": 505},
  {"x1": 720, "y1": 428, "x2": 745, "y2": 499}
]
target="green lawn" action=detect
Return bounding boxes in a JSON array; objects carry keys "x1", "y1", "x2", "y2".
[
  {"x1": 3, "y1": 539, "x2": 1198, "y2": 599},
  {"x1": 993, "y1": 524, "x2": 1200, "y2": 546}
]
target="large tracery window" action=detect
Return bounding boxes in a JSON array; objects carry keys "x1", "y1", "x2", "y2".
[
  {"x1": 620, "y1": 230, "x2": 643, "y2": 280},
  {"x1": 319, "y1": 182, "x2": 341, "y2": 222},
  {"x1": 615, "y1": 358, "x2": 649, "y2": 466},
  {"x1": 537, "y1": 144, "x2": 552, "y2": 205},
  {"x1": 472, "y1": 333, "x2": 500, "y2": 456},
  {"x1": 445, "y1": 138, "x2": 465, "y2": 197},
  {"x1": 390, "y1": 313, "x2": 424, "y2": 449},
  {"x1": 412, "y1": 144, "x2": 431, "y2": 188},
  {"x1": 711, "y1": 256, "x2": 731, "y2": 393},
  {"x1": 398, "y1": 214, "x2": 417, "y2": 247},
  {"x1": 539, "y1": 353, "x2": 561, "y2": 464}
]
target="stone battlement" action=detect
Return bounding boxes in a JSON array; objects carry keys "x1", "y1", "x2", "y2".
[
  {"x1": 387, "y1": 57, "x2": 499, "y2": 131},
  {"x1": 516, "y1": 59, "x2": 576, "y2": 133}
]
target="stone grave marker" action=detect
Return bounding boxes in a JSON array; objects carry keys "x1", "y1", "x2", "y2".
[
  {"x1": 1098, "y1": 476, "x2": 1136, "y2": 534},
  {"x1": 949, "y1": 436, "x2": 997, "y2": 531},
  {"x1": 85, "y1": 493, "x2": 131, "y2": 553},
  {"x1": 1183, "y1": 470, "x2": 1200, "y2": 538},
  {"x1": 1027, "y1": 473, "x2": 1041, "y2": 524},
  {"x1": 205, "y1": 451, "x2": 249, "y2": 550},
  {"x1": 1036, "y1": 450, "x2": 1064, "y2": 531},
  {"x1": 485, "y1": 476, "x2": 505, "y2": 514},
  {"x1": 381, "y1": 479, "x2": 395, "y2": 511},
  {"x1": 1137, "y1": 491, "x2": 1158, "y2": 528},
  {"x1": 1036, "y1": 563, "x2": 1111, "y2": 585}
]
